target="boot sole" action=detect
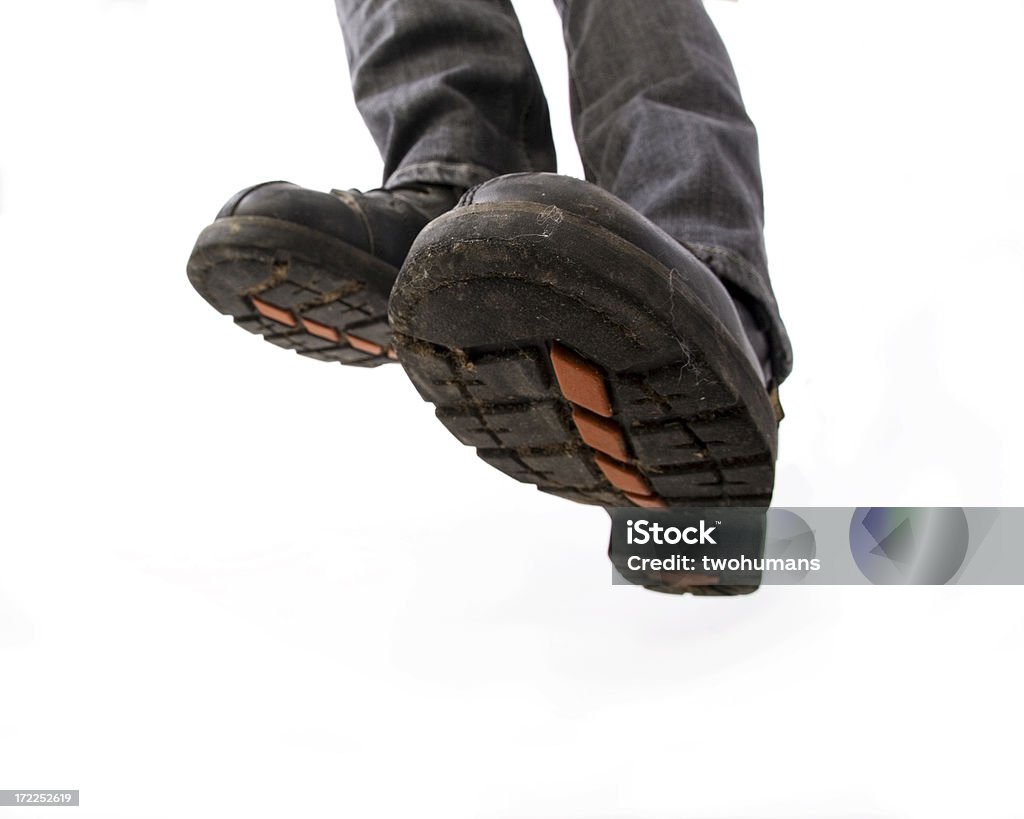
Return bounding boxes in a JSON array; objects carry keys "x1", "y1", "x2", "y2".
[
  {"x1": 187, "y1": 216, "x2": 398, "y2": 366},
  {"x1": 389, "y1": 202, "x2": 781, "y2": 508}
]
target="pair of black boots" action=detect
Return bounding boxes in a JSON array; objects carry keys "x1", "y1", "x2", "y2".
[{"x1": 188, "y1": 173, "x2": 781, "y2": 534}]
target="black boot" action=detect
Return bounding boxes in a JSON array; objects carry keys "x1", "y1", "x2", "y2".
[
  {"x1": 187, "y1": 181, "x2": 462, "y2": 366},
  {"x1": 388, "y1": 172, "x2": 783, "y2": 507}
]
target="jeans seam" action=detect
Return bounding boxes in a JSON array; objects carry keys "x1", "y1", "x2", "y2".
[{"x1": 517, "y1": 82, "x2": 534, "y2": 170}]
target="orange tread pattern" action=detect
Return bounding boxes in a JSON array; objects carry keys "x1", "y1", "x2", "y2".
[
  {"x1": 572, "y1": 406, "x2": 629, "y2": 461},
  {"x1": 594, "y1": 453, "x2": 654, "y2": 495},
  {"x1": 622, "y1": 491, "x2": 667, "y2": 509},
  {"x1": 550, "y1": 342, "x2": 613, "y2": 417},
  {"x1": 251, "y1": 297, "x2": 296, "y2": 327},
  {"x1": 300, "y1": 318, "x2": 341, "y2": 342},
  {"x1": 345, "y1": 333, "x2": 384, "y2": 356}
]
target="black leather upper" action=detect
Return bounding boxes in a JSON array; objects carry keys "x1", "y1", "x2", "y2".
[
  {"x1": 218, "y1": 181, "x2": 461, "y2": 270},
  {"x1": 461, "y1": 173, "x2": 766, "y2": 382}
]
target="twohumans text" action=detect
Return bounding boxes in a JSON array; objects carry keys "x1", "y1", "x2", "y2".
[
  {"x1": 624, "y1": 517, "x2": 821, "y2": 574},
  {"x1": 626, "y1": 554, "x2": 822, "y2": 573}
]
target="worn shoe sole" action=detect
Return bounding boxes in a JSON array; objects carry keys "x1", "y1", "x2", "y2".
[
  {"x1": 389, "y1": 202, "x2": 782, "y2": 508},
  {"x1": 187, "y1": 216, "x2": 399, "y2": 366}
]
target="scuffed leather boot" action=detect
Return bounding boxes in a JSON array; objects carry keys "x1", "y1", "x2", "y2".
[
  {"x1": 187, "y1": 181, "x2": 462, "y2": 366},
  {"x1": 389, "y1": 172, "x2": 784, "y2": 507}
]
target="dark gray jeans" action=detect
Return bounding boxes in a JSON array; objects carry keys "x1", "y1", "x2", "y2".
[{"x1": 335, "y1": 0, "x2": 793, "y2": 385}]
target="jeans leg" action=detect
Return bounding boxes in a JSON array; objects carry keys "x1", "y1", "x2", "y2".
[
  {"x1": 553, "y1": 0, "x2": 793, "y2": 386},
  {"x1": 336, "y1": 0, "x2": 557, "y2": 190}
]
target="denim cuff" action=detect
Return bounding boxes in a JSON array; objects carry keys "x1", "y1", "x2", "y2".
[
  {"x1": 681, "y1": 241, "x2": 794, "y2": 388},
  {"x1": 386, "y1": 160, "x2": 501, "y2": 191}
]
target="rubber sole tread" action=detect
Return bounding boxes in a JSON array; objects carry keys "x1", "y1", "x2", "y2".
[
  {"x1": 397, "y1": 334, "x2": 775, "y2": 508},
  {"x1": 187, "y1": 216, "x2": 399, "y2": 367},
  {"x1": 389, "y1": 200, "x2": 780, "y2": 509}
]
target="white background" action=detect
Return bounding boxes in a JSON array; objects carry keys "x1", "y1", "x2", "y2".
[{"x1": 1, "y1": 1, "x2": 1022, "y2": 817}]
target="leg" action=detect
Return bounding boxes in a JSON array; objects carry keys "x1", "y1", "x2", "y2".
[
  {"x1": 553, "y1": 0, "x2": 793, "y2": 386},
  {"x1": 336, "y1": 0, "x2": 557, "y2": 189},
  {"x1": 384, "y1": 0, "x2": 788, "y2": 579}
]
